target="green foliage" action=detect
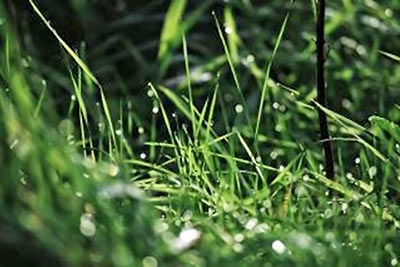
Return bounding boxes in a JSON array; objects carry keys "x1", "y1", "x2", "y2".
[{"x1": 1, "y1": 0, "x2": 400, "y2": 266}]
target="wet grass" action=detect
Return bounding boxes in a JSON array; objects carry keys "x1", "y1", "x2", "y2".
[{"x1": 1, "y1": 0, "x2": 400, "y2": 266}]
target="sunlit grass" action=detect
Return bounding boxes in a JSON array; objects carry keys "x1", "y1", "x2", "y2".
[{"x1": 1, "y1": 0, "x2": 400, "y2": 266}]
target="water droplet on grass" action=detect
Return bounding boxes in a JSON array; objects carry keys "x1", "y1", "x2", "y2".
[
  {"x1": 182, "y1": 210, "x2": 192, "y2": 222},
  {"x1": 245, "y1": 218, "x2": 258, "y2": 230},
  {"x1": 154, "y1": 220, "x2": 169, "y2": 234},
  {"x1": 275, "y1": 124, "x2": 283, "y2": 132},
  {"x1": 147, "y1": 90, "x2": 154, "y2": 97},
  {"x1": 172, "y1": 228, "x2": 202, "y2": 253},
  {"x1": 152, "y1": 106, "x2": 160, "y2": 114},
  {"x1": 98, "y1": 182, "x2": 144, "y2": 200},
  {"x1": 233, "y1": 243, "x2": 243, "y2": 253},
  {"x1": 80, "y1": 213, "x2": 96, "y2": 237},
  {"x1": 325, "y1": 232, "x2": 335, "y2": 242},
  {"x1": 224, "y1": 26, "x2": 233, "y2": 34},
  {"x1": 246, "y1": 54, "x2": 255, "y2": 63},
  {"x1": 255, "y1": 223, "x2": 270, "y2": 233},
  {"x1": 270, "y1": 150, "x2": 278, "y2": 160},
  {"x1": 291, "y1": 232, "x2": 312, "y2": 249},
  {"x1": 272, "y1": 240, "x2": 286, "y2": 254},
  {"x1": 235, "y1": 104, "x2": 244, "y2": 114},
  {"x1": 234, "y1": 233, "x2": 244, "y2": 243},
  {"x1": 342, "y1": 98, "x2": 352, "y2": 109},
  {"x1": 107, "y1": 164, "x2": 119, "y2": 177},
  {"x1": 143, "y1": 256, "x2": 158, "y2": 267}
]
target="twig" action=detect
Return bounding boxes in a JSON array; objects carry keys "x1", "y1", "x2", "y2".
[{"x1": 316, "y1": 0, "x2": 335, "y2": 179}]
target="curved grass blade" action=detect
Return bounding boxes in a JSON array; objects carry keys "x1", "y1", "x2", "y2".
[
  {"x1": 255, "y1": 9, "x2": 291, "y2": 142},
  {"x1": 29, "y1": 0, "x2": 116, "y2": 146}
]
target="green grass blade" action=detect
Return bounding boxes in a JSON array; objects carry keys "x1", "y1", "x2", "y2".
[
  {"x1": 236, "y1": 130, "x2": 267, "y2": 186},
  {"x1": 224, "y1": 7, "x2": 240, "y2": 65},
  {"x1": 34, "y1": 80, "x2": 47, "y2": 117},
  {"x1": 255, "y1": 10, "x2": 290, "y2": 142},
  {"x1": 380, "y1": 51, "x2": 400, "y2": 62},
  {"x1": 158, "y1": 0, "x2": 187, "y2": 64},
  {"x1": 182, "y1": 31, "x2": 196, "y2": 138},
  {"x1": 315, "y1": 101, "x2": 387, "y2": 161},
  {"x1": 29, "y1": 0, "x2": 116, "y2": 146},
  {"x1": 213, "y1": 11, "x2": 253, "y2": 132}
]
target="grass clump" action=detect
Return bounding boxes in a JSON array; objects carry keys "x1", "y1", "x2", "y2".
[{"x1": 1, "y1": 0, "x2": 400, "y2": 266}]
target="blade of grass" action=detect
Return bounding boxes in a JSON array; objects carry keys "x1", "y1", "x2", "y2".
[
  {"x1": 315, "y1": 101, "x2": 387, "y2": 161},
  {"x1": 182, "y1": 31, "x2": 196, "y2": 139},
  {"x1": 254, "y1": 8, "x2": 291, "y2": 143},
  {"x1": 224, "y1": 7, "x2": 240, "y2": 65},
  {"x1": 158, "y1": 0, "x2": 188, "y2": 60},
  {"x1": 213, "y1": 11, "x2": 253, "y2": 133},
  {"x1": 236, "y1": 130, "x2": 267, "y2": 186},
  {"x1": 29, "y1": 0, "x2": 116, "y2": 147},
  {"x1": 34, "y1": 80, "x2": 47, "y2": 117},
  {"x1": 380, "y1": 51, "x2": 400, "y2": 62}
]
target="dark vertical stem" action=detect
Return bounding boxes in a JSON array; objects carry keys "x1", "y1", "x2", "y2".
[{"x1": 316, "y1": 0, "x2": 335, "y2": 179}]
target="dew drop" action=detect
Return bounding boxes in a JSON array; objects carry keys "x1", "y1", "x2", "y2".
[
  {"x1": 152, "y1": 106, "x2": 160, "y2": 114},
  {"x1": 270, "y1": 150, "x2": 278, "y2": 160},
  {"x1": 143, "y1": 256, "x2": 158, "y2": 267},
  {"x1": 107, "y1": 164, "x2": 119, "y2": 177},
  {"x1": 385, "y1": 9, "x2": 393, "y2": 17},
  {"x1": 272, "y1": 240, "x2": 286, "y2": 254},
  {"x1": 341, "y1": 202, "x2": 348, "y2": 213},
  {"x1": 224, "y1": 26, "x2": 233, "y2": 34},
  {"x1": 80, "y1": 213, "x2": 96, "y2": 237},
  {"x1": 235, "y1": 104, "x2": 244, "y2": 114},
  {"x1": 233, "y1": 243, "x2": 243, "y2": 253},
  {"x1": 234, "y1": 233, "x2": 244, "y2": 243},
  {"x1": 246, "y1": 54, "x2": 255, "y2": 63},
  {"x1": 172, "y1": 228, "x2": 202, "y2": 253},
  {"x1": 245, "y1": 218, "x2": 258, "y2": 230},
  {"x1": 147, "y1": 90, "x2": 154, "y2": 97}
]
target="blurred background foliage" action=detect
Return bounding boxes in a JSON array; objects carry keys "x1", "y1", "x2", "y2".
[
  {"x1": 5, "y1": 0, "x2": 400, "y2": 152},
  {"x1": 1, "y1": 0, "x2": 400, "y2": 266}
]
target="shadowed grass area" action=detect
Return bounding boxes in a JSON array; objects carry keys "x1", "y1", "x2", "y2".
[{"x1": 1, "y1": 0, "x2": 400, "y2": 266}]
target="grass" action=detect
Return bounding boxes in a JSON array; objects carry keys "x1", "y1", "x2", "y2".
[{"x1": 1, "y1": 0, "x2": 400, "y2": 266}]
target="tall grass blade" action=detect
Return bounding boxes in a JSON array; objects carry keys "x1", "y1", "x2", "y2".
[
  {"x1": 254, "y1": 10, "x2": 290, "y2": 143},
  {"x1": 28, "y1": 0, "x2": 116, "y2": 146}
]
